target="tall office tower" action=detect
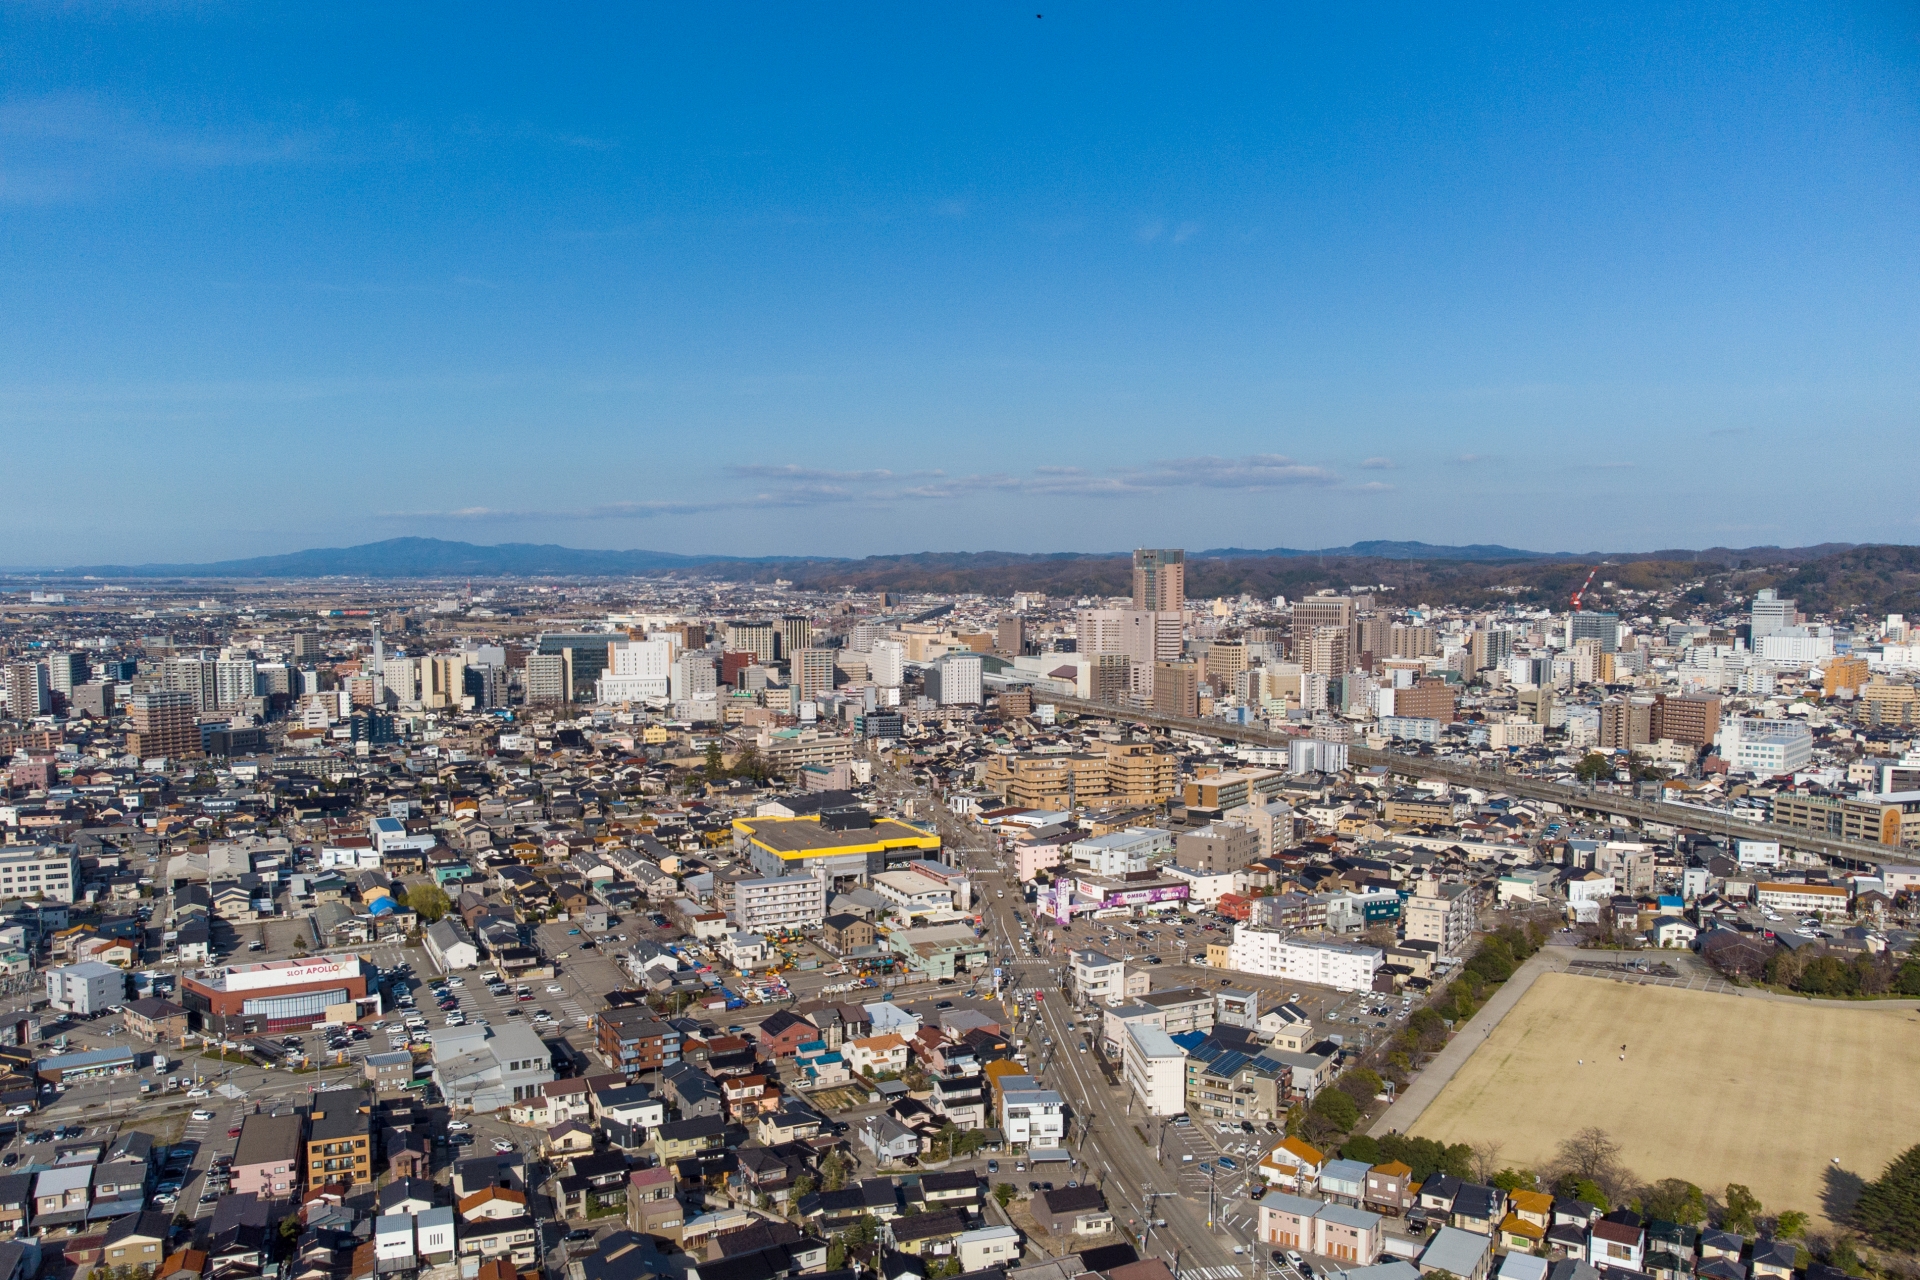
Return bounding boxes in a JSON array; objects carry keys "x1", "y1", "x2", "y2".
[
  {"x1": 727, "y1": 621, "x2": 777, "y2": 664},
  {"x1": 848, "y1": 624, "x2": 881, "y2": 653},
  {"x1": 1076, "y1": 608, "x2": 1182, "y2": 696},
  {"x1": 1132, "y1": 548, "x2": 1186, "y2": 612},
  {"x1": 1750, "y1": 589, "x2": 1795, "y2": 642},
  {"x1": 1565, "y1": 611, "x2": 1619, "y2": 655},
  {"x1": 128, "y1": 690, "x2": 200, "y2": 759},
  {"x1": 214, "y1": 659, "x2": 258, "y2": 710},
  {"x1": 1152, "y1": 661, "x2": 1199, "y2": 717},
  {"x1": 792, "y1": 648, "x2": 837, "y2": 701},
  {"x1": 524, "y1": 653, "x2": 571, "y2": 704},
  {"x1": 162, "y1": 657, "x2": 219, "y2": 712},
  {"x1": 425, "y1": 655, "x2": 467, "y2": 709},
  {"x1": 996, "y1": 616, "x2": 1025, "y2": 656},
  {"x1": 1293, "y1": 594, "x2": 1354, "y2": 640},
  {"x1": 778, "y1": 615, "x2": 813, "y2": 661},
  {"x1": 672, "y1": 623, "x2": 709, "y2": 651},
  {"x1": 1306, "y1": 626, "x2": 1351, "y2": 678},
  {"x1": 869, "y1": 639, "x2": 905, "y2": 689},
  {"x1": 1389, "y1": 623, "x2": 1436, "y2": 659},
  {"x1": 4, "y1": 662, "x2": 50, "y2": 719},
  {"x1": 45, "y1": 652, "x2": 89, "y2": 695},
  {"x1": 1203, "y1": 639, "x2": 1247, "y2": 685},
  {"x1": 291, "y1": 632, "x2": 322, "y2": 661}
]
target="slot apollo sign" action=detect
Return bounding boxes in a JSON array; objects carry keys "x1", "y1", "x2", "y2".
[{"x1": 222, "y1": 958, "x2": 364, "y2": 992}]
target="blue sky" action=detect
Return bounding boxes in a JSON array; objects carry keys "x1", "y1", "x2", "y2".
[{"x1": 3, "y1": 3, "x2": 1917, "y2": 565}]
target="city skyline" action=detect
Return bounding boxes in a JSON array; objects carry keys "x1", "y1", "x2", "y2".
[{"x1": 3, "y1": 5, "x2": 1917, "y2": 563}]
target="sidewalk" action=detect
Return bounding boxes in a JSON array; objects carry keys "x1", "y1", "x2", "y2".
[{"x1": 1366, "y1": 947, "x2": 1567, "y2": 1138}]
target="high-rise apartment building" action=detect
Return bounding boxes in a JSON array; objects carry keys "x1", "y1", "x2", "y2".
[
  {"x1": 525, "y1": 653, "x2": 571, "y2": 704},
  {"x1": 45, "y1": 653, "x2": 89, "y2": 695},
  {"x1": 162, "y1": 658, "x2": 218, "y2": 712},
  {"x1": 1389, "y1": 623, "x2": 1436, "y2": 659},
  {"x1": 291, "y1": 632, "x2": 322, "y2": 661},
  {"x1": 1090, "y1": 653, "x2": 1130, "y2": 703},
  {"x1": 1469, "y1": 625, "x2": 1514, "y2": 672},
  {"x1": 1652, "y1": 693, "x2": 1721, "y2": 746},
  {"x1": 727, "y1": 621, "x2": 777, "y2": 665},
  {"x1": 1152, "y1": 661, "x2": 1199, "y2": 717},
  {"x1": 4, "y1": 662, "x2": 50, "y2": 719},
  {"x1": 128, "y1": 690, "x2": 201, "y2": 759},
  {"x1": 670, "y1": 651, "x2": 718, "y2": 702},
  {"x1": 792, "y1": 648, "x2": 837, "y2": 702},
  {"x1": 1599, "y1": 695, "x2": 1656, "y2": 749},
  {"x1": 1132, "y1": 549, "x2": 1186, "y2": 613},
  {"x1": 215, "y1": 659, "x2": 257, "y2": 710},
  {"x1": 1567, "y1": 611, "x2": 1620, "y2": 655},
  {"x1": 1354, "y1": 616, "x2": 1391, "y2": 664},
  {"x1": 778, "y1": 615, "x2": 813, "y2": 661},
  {"x1": 1305, "y1": 626, "x2": 1350, "y2": 678},
  {"x1": 424, "y1": 655, "x2": 467, "y2": 709}
]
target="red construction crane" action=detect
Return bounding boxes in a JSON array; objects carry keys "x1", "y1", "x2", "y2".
[{"x1": 1571, "y1": 568, "x2": 1598, "y2": 612}]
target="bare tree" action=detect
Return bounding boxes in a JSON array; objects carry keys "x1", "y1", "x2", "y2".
[
  {"x1": 1556, "y1": 1127, "x2": 1623, "y2": 1182},
  {"x1": 1471, "y1": 1141, "x2": 1506, "y2": 1186}
]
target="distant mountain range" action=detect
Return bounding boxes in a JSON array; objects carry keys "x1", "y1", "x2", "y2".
[
  {"x1": 49, "y1": 535, "x2": 1582, "y2": 579},
  {"x1": 34, "y1": 535, "x2": 1920, "y2": 613}
]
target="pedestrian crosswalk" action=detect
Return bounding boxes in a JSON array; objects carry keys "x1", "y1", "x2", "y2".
[
  {"x1": 1182, "y1": 1267, "x2": 1244, "y2": 1280},
  {"x1": 559, "y1": 998, "x2": 590, "y2": 1025}
]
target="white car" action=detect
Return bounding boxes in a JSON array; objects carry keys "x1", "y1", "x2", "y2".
[
  {"x1": 492, "y1": 1138, "x2": 516, "y2": 1154},
  {"x1": 3, "y1": 1105, "x2": 29, "y2": 1117},
  {"x1": 546, "y1": 984, "x2": 564, "y2": 993},
  {"x1": 191, "y1": 1108, "x2": 214, "y2": 1120},
  {"x1": 186, "y1": 1088, "x2": 211, "y2": 1098},
  {"x1": 447, "y1": 1120, "x2": 471, "y2": 1131}
]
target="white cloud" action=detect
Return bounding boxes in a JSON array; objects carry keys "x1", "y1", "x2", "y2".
[{"x1": 1360, "y1": 456, "x2": 1395, "y2": 470}]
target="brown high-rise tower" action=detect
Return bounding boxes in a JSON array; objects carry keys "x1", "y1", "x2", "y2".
[{"x1": 1132, "y1": 549, "x2": 1185, "y2": 612}]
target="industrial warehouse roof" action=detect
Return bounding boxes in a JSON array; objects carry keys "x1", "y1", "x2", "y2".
[{"x1": 730, "y1": 815, "x2": 940, "y2": 859}]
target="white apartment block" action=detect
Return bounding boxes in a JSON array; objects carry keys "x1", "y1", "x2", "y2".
[
  {"x1": 1070, "y1": 950, "x2": 1127, "y2": 1005},
  {"x1": 0, "y1": 849, "x2": 79, "y2": 903},
  {"x1": 1718, "y1": 718, "x2": 1814, "y2": 776},
  {"x1": 1225, "y1": 926, "x2": 1383, "y2": 992},
  {"x1": 1122, "y1": 1023, "x2": 1188, "y2": 1117},
  {"x1": 732, "y1": 872, "x2": 827, "y2": 933}
]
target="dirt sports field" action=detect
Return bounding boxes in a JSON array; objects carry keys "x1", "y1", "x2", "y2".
[{"x1": 1409, "y1": 972, "x2": 1920, "y2": 1223}]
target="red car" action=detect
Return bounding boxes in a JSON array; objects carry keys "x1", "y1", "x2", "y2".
[{"x1": 227, "y1": 1126, "x2": 242, "y2": 1138}]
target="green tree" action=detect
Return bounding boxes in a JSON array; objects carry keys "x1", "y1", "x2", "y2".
[
  {"x1": 404, "y1": 881, "x2": 451, "y2": 924},
  {"x1": 821, "y1": 1150, "x2": 852, "y2": 1193},
  {"x1": 1827, "y1": 1238, "x2": 1866, "y2": 1276},
  {"x1": 1574, "y1": 753, "x2": 1613, "y2": 783},
  {"x1": 1408, "y1": 1008, "x2": 1449, "y2": 1052},
  {"x1": 1493, "y1": 1169, "x2": 1535, "y2": 1194},
  {"x1": 1341, "y1": 1135, "x2": 1383, "y2": 1165},
  {"x1": 1771, "y1": 1210, "x2": 1808, "y2": 1239},
  {"x1": 1310, "y1": 1088, "x2": 1360, "y2": 1133},
  {"x1": 994, "y1": 1182, "x2": 1017, "y2": 1208},
  {"x1": 826, "y1": 1239, "x2": 848, "y2": 1270},
  {"x1": 1892, "y1": 959, "x2": 1920, "y2": 997},
  {"x1": 703, "y1": 742, "x2": 725, "y2": 778},
  {"x1": 1853, "y1": 1142, "x2": 1920, "y2": 1251},
  {"x1": 1568, "y1": 1179, "x2": 1611, "y2": 1213},
  {"x1": 792, "y1": 1173, "x2": 816, "y2": 1199},
  {"x1": 1642, "y1": 1178, "x2": 1706, "y2": 1226},
  {"x1": 1722, "y1": 1184, "x2": 1762, "y2": 1234}
]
